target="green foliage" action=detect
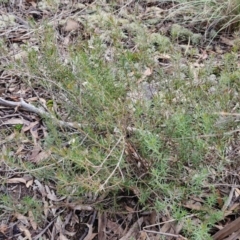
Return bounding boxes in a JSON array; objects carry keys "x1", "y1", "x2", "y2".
[
  {"x1": 149, "y1": 33, "x2": 172, "y2": 52},
  {"x1": 3, "y1": 1, "x2": 240, "y2": 238},
  {"x1": 0, "y1": 194, "x2": 14, "y2": 212},
  {"x1": 14, "y1": 124, "x2": 23, "y2": 131},
  {"x1": 171, "y1": 24, "x2": 202, "y2": 44}
]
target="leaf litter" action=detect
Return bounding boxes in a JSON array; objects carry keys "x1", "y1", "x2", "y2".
[{"x1": 0, "y1": 0, "x2": 240, "y2": 239}]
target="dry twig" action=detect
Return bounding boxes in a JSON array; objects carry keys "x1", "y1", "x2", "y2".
[{"x1": 0, "y1": 97, "x2": 81, "y2": 129}]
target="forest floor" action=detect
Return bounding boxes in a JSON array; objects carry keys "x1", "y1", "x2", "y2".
[{"x1": 1, "y1": 0, "x2": 240, "y2": 239}]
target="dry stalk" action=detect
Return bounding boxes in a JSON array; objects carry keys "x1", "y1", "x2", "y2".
[{"x1": 0, "y1": 97, "x2": 81, "y2": 129}]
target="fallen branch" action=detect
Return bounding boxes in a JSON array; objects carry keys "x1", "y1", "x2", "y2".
[
  {"x1": 0, "y1": 97, "x2": 149, "y2": 134},
  {"x1": 1, "y1": 98, "x2": 239, "y2": 139},
  {"x1": 0, "y1": 97, "x2": 81, "y2": 129}
]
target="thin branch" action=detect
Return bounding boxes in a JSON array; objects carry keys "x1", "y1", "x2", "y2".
[
  {"x1": 32, "y1": 210, "x2": 65, "y2": 240},
  {"x1": 0, "y1": 97, "x2": 81, "y2": 129},
  {"x1": 98, "y1": 141, "x2": 125, "y2": 192},
  {"x1": 2, "y1": 98, "x2": 238, "y2": 139}
]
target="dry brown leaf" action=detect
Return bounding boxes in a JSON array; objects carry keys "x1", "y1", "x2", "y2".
[
  {"x1": 26, "y1": 0, "x2": 37, "y2": 4},
  {"x1": 26, "y1": 179, "x2": 34, "y2": 188},
  {"x1": 119, "y1": 217, "x2": 143, "y2": 240},
  {"x1": 2, "y1": 144, "x2": 7, "y2": 156},
  {"x1": 15, "y1": 213, "x2": 29, "y2": 226},
  {"x1": 64, "y1": 225, "x2": 77, "y2": 237},
  {"x1": 145, "y1": 6, "x2": 164, "y2": 18},
  {"x1": 220, "y1": 36, "x2": 234, "y2": 46},
  {"x1": 1, "y1": 118, "x2": 29, "y2": 126},
  {"x1": 45, "y1": 185, "x2": 57, "y2": 201},
  {"x1": 63, "y1": 212, "x2": 73, "y2": 230},
  {"x1": 63, "y1": 35, "x2": 70, "y2": 45},
  {"x1": 235, "y1": 188, "x2": 240, "y2": 197},
  {"x1": 161, "y1": 222, "x2": 172, "y2": 233},
  {"x1": 59, "y1": 233, "x2": 69, "y2": 240},
  {"x1": 215, "y1": 45, "x2": 224, "y2": 54},
  {"x1": 191, "y1": 217, "x2": 201, "y2": 227},
  {"x1": 43, "y1": 200, "x2": 49, "y2": 217},
  {"x1": 216, "y1": 189, "x2": 224, "y2": 208},
  {"x1": 71, "y1": 212, "x2": 79, "y2": 224},
  {"x1": 223, "y1": 210, "x2": 233, "y2": 217},
  {"x1": 41, "y1": 125, "x2": 48, "y2": 138},
  {"x1": 228, "y1": 203, "x2": 240, "y2": 212},
  {"x1": 30, "y1": 1, "x2": 37, "y2": 7},
  {"x1": 137, "y1": 231, "x2": 147, "y2": 240},
  {"x1": 182, "y1": 203, "x2": 208, "y2": 211},
  {"x1": 143, "y1": 67, "x2": 152, "y2": 77},
  {"x1": 45, "y1": 185, "x2": 66, "y2": 202},
  {"x1": 39, "y1": 98, "x2": 47, "y2": 106},
  {"x1": 30, "y1": 126, "x2": 39, "y2": 145},
  {"x1": 26, "y1": 97, "x2": 38, "y2": 102},
  {"x1": 14, "y1": 51, "x2": 28, "y2": 61},
  {"x1": 106, "y1": 220, "x2": 124, "y2": 235},
  {"x1": 222, "y1": 187, "x2": 234, "y2": 212},
  {"x1": 137, "y1": 67, "x2": 153, "y2": 83},
  {"x1": 0, "y1": 224, "x2": 8, "y2": 234},
  {"x1": 68, "y1": 203, "x2": 93, "y2": 211},
  {"x1": 23, "y1": 121, "x2": 39, "y2": 132},
  {"x1": 175, "y1": 221, "x2": 184, "y2": 235},
  {"x1": 28, "y1": 211, "x2": 37, "y2": 230},
  {"x1": 7, "y1": 177, "x2": 26, "y2": 184},
  {"x1": 125, "y1": 206, "x2": 135, "y2": 213},
  {"x1": 83, "y1": 224, "x2": 97, "y2": 240},
  {"x1": 55, "y1": 216, "x2": 63, "y2": 233},
  {"x1": 33, "y1": 150, "x2": 51, "y2": 163},
  {"x1": 34, "y1": 180, "x2": 47, "y2": 197},
  {"x1": 0, "y1": 132, "x2": 16, "y2": 145},
  {"x1": 64, "y1": 230, "x2": 76, "y2": 237},
  {"x1": 25, "y1": 0, "x2": 37, "y2": 7},
  {"x1": 64, "y1": 19, "x2": 79, "y2": 32},
  {"x1": 7, "y1": 175, "x2": 33, "y2": 188},
  {"x1": 149, "y1": 210, "x2": 157, "y2": 225},
  {"x1": 196, "y1": 49, "x2": 209, "y2": 61},
  {"x1": 28, "y1": 145, "x2": 41, "y2": 162},
  {"x1": 158, "y1": 53, "x2": 171, "y2": 60},
  {"x1": 15, "y1": 144, "x2": 24, "y2": 155},
  {"x1": 18, "y1": 224, "x2": 32, "y2": 240}
]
